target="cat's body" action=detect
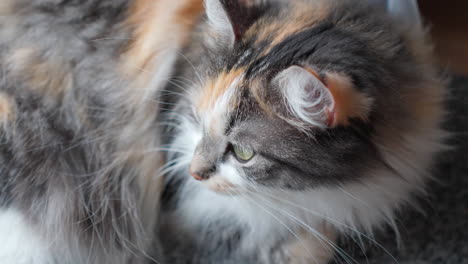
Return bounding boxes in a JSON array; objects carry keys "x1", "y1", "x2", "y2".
[
  {"x1": 160, "y1": 0, "x2": 446, "y2": 263},
  {"x1": 0, "y1": 0, "x2": 200, "y2": 263},
  {"x1": 0, "y1": 0, "x2": 447, "y2": 263}
]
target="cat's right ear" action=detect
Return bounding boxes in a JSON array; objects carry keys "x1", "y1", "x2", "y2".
[
  {"x1": 274, "y1": 66, "x2": 373, "y2": 129},
  {"x1": 205, "y1": 0, "x2": 264, "y2": 46}
]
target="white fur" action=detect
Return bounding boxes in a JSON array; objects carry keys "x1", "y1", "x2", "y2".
[
  {"x1": 217, "y1": 162, "x2": 245, "y2": 186},
  {"x1": 0, "y1": 208, "x2": 53, "y2": 264},
  {"x1": 274, "y1": 66, "x2": 334, "y2": 128}
]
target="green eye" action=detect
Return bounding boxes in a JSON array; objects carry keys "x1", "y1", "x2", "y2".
[{"x1": 232, "y1": 144, "x2": 255, "y2": 162}]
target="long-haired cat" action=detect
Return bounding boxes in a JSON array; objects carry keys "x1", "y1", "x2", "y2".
[
  {"x1": 160, "y1": 0, "x2": 446, "y2": 263},
  {"x1": 0, "y1": 0, "x2": 201, "y2": 263}
]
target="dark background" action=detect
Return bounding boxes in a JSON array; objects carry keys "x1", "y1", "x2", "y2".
[{"x1": 420, "y1": 0, "x2": 468, "y2": 76}]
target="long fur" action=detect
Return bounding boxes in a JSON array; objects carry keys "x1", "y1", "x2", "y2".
[{"x1": 0, "y1": 0, "x2": 201, "y2": 263}]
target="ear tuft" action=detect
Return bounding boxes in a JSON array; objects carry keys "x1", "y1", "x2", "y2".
[
  {"x1": 205, "y1": 0, "x2": 265, "y2": 45},
  {"x1": 274, "y1": 66, "x2": 373, "y2": 128},
  {"x1": 324, "y1": 73, "x2": 373, "y2": 126},
  {"x1": 274, "y1": 66, "x2": 335, "y2": 128}
]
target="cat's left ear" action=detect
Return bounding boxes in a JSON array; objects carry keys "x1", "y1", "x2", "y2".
[
  {"x1": 274, "y1": 66, "x2": 373, "y2": 128},
  {"x1": 205, "y1": 0, "x2": 264, "y2": 46}
]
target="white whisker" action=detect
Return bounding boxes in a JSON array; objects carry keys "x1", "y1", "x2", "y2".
[
  {"x1": 255, "y1": 188, "x2": 400, "y2": 264},
  {"x1": 241, "y1": 194, "x2": 320, "y2": 264}
]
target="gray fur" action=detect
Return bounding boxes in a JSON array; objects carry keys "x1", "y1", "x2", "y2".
[{"x1": 0, "y1": 1, "x2": 164, "y2": 263}]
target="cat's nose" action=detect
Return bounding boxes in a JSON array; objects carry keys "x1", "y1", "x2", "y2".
[
  {"x1": 189, "y1": 166, "x2": 211, "y2": 181},
  {"x1": 189, "y1": 170, "x2": 205, "y2": 181},
  {"x1": 189, "y1": 156, "x2": 213, "y2": 181}
]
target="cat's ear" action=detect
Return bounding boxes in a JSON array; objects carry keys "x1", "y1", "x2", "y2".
[
  {"x1": 274, "y1": 66, "x2": 372, "y2": 128},
  {"x1": 205, "y1": 0, "x2": 264, "y2": 45},
  {"x1": 369, "y1": 0, "x2": 422, "y2": 29}
]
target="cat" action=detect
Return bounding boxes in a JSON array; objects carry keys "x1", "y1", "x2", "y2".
[
  {"x1": 0, "y1": 0, "x2": 201, "y2": 263},
  {"x1": 159, "y1": 0, "x2": 447, "y2": 263}
]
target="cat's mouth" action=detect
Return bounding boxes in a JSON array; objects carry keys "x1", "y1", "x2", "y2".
[{"x1": 200, "y1": 176, "x2": 240, "y2": 196}]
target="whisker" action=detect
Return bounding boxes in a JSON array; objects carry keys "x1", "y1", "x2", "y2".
[
  {"x1": 256, "y1": 189, "x2": 400, "y2": 264},
  {"x1": 158, "y1": 157, "x2": 191, "y2": 176},
  {"x1": 241, "y1": 194, "x2": 320, "y2": 264},
  {"x1": 244, "y1": 189, "x2": 352, "y2": 264}
]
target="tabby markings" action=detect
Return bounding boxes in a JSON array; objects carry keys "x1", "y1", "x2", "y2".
[
  {"x1": 247, "y1": 1, "x2": 331, "y2": 56},
  {"x1": 124, "y1": 0, "x2": 203, "y2": 75}
]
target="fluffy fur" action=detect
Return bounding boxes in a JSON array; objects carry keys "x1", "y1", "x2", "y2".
[
  {"x1": 0, "y1": 0, "x2": 200, "y2": 263},
  {"x1": 160, "y1": 0, "x2": 447, "y2": 263}
]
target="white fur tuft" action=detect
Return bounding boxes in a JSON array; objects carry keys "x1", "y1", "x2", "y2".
[
  {"x1": 0, "y1": 209, "x2": 53, "y2": 264},
  {"x1": 274, "y1": 66, "x2": 334, "y2": 128}
]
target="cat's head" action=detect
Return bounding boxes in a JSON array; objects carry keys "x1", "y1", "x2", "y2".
[{"x1": 170, "y1": 0, "x2": 440, "y2": 195}]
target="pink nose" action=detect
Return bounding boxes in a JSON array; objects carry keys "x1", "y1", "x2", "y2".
[{"x1": 190, "y1": 170, "x2": 204, "y2": 181}]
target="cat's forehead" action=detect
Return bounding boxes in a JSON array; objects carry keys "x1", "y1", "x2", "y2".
[
  {"x1": 244, "y1": 1, "x2": 331, "y2": 52},
  {"x1": 194, "y1": 68, "x2": 245, "y2": 136}
]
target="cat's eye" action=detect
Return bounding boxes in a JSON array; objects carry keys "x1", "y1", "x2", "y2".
[{"x1": 232, "y1": 144, "x2": 255, "y2": 162}]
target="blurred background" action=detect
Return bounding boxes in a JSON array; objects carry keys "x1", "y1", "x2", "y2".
[{"x1": 420, "y1": 0, "x2": 468, "y2": 76}]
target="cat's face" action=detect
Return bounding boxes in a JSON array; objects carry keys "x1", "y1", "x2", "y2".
[{"x1": 169, "y1": 0, "x2": 428, "y2": 195}]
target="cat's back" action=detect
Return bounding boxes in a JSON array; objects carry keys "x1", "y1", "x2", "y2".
[
  {"x1": 0, "y1": 1, "x2": 139, "y2": 263},
  {"x1": 0, "y1": 0, "x2": 203, "y2": 263},
  {"x1": 0, "y1": 0, "x2": 131, "y2": 205}
]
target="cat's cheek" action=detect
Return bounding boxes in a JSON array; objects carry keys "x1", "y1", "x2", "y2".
[
  {"x1": 217, "y1": 163, "x2": 246, "y2": 186},
  {"x1": 201, "y1": 163, "x2": 247, "y2": 194}
]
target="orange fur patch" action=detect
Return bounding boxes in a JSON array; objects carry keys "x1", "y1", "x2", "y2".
[
  {"x1": 197, "y1": 68, "x2": 244, "y2": 110},
  {"x1": 7, "y1": 48, "x2": 73, "y2": 99},
  {"x1": 324, "y1": 72, "x2": 373, "y2": 126},
  {"x1": 123, "y1": 0, "x2": 203, "y2": 76},
  {"x1": 247, "y1": 1, "x2": 330, "y2": 56}
]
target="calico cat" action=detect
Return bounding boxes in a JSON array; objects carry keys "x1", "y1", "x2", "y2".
[
  {"x1": 0, "y1": 0, "x2": 201, "y2": 263},
  {"x1": 160, "y1": 0, "x2": 447, "y2": 263}
]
